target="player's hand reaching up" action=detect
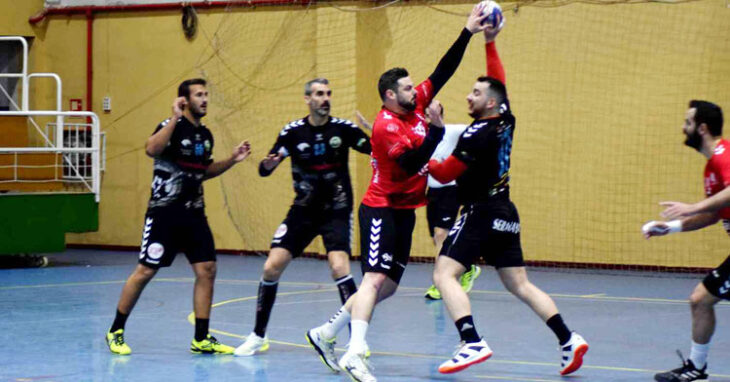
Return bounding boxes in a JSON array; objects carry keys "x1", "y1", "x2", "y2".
[
  {"x1": 483, "y1": 15, "x2": 503, "y2": 42},
  {"x1": 261, "y1": 152, "x2": 284, "y2": 171},
  {"x1": 232, "y1": 141, "x2": 251, "y2": 163},
  {"x1": 659, "y1": 201, "x2": 697, "y2": 220},
  {"x1": 466, "y1": 2, "x2": 489, "y2": 34}
]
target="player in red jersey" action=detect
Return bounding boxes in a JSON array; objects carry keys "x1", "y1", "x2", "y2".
[
  {"x1": 305, "y1": 5, "x2": 491, "y2": 381},
  {"x1": 643, "y1": 100, "x2": 725, "y2": 382}
]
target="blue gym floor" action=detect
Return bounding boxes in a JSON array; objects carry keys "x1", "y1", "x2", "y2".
[{"x1": 1, "y1": 249, "x2": 729, "y2": 382}]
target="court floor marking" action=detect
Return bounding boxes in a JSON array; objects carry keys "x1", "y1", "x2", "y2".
[
  {"x1": 5, "y1": 277, "x2": 726, "y2": 307},
  {"x1": 186, "y1": 291, "x2": 730, "y2": 379}
]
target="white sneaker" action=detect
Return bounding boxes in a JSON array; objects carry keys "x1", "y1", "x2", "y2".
[
  {"x1": 338, "y1": 350, "x2": 376, "y2": 382},
  {"x1": 233, "y1": 332, "x2": 269, "y2": 356},
  {"x1": 306, "y1": 327, "x2": 340, "y2": 373},
  {"x1": 560, "y1": 332, "x2": 588, "y2": 375},
  {"x1": 438, "y1": 338, "x2": 493, "y2": 374}
]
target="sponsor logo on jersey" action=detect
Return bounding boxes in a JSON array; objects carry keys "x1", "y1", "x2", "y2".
[
  {"x1": 413, "y1": 122, "x2": 426, "y2": 136},
  {"x1": 204, "y1": 140, "x2": 211, "y2": 151},
  {"x1": 297, "y1": 143, "x2": 310, "y2": 152},
  {"x1": 181, "y1": 139, "x2": 192, "y2": 147},
  {"x1": 274, "y1": 224, "x2": 288, "y2": 239},
  {"x1": 386, "y1": 124, "x2": 398, "y2": 133},
  {"x1": 315, "y1": 133, "x2": 324, "y2": 141},
  {"x1": 492, "y1": 219, "x2": 520, "y2": 233},
  {"x1": 147, "y1": 242, "x2": 165, "y2": 260},
  {"x1": 715, "y1": 144, "x2": 726, "y2": 156},
  {"x1": 329, "y1": 136, "x2": 342, "y2": 148}
]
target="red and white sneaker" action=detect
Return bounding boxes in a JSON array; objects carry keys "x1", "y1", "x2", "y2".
[
  {"x1": 560, "y1": 332, "x2": 589, "y2": 375},
  {"x1": 438, "y1": 339, "x2": 493, "y2": 374}
]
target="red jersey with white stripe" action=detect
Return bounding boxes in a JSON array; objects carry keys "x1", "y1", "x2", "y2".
[
  {"x1": 704, "y1": 139, "x2": 730, "y2": 225},
  {"x1": 362, "y1": 79, "x2": 435, "y2": 209}
]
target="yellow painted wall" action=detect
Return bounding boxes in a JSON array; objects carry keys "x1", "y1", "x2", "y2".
[{"x1": 3, "y1": 0, "x2": 730, "y2": 268}]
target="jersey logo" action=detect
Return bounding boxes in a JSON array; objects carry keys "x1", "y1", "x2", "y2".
[
  {"x1": 315, "y1": 133, "x2": 324, "y2": 141},
  {"x1": 147, "y1": 243, "x2": 165, "y2": 260},
  {"x1": 386, "y1": 124, "x2": 399, "y2": 133},
  {"x1": 314, "y1": 143, "x2": 326, "y2": 156},
  {"x1": 413, "y1": 122, "x2": 426, "y2": 136},
  {"x1": 329, "y1": 136, "x2": 342, "y2": 148},
  {"x1": 181, "y1": 139, "x2": 192, "y2": 147},
  {"x1": 297, "y1": 142, "x2": 310, "y2": 152},
  {"x1": 204, "y1": 140, "x2": 211, "y2": 151},
  {"x1": 715, "y1": 144, "x2": 726, "y2": 156},
  {"x1": 492, "y1": 218, "x2": 520, "y2": 233},
  {"x1": 383, "y1": 112, "x2": 393, "y2": 120}
]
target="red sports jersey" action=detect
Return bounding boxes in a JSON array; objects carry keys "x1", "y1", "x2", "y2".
[
  {"x1": 362, "y1": 79, "x2": 435, "y2": 209},
  {"x1": 704, "y1": 139, "x2": 730, "y2": 223}
]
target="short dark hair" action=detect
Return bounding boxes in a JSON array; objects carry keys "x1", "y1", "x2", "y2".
[
  {"x1": 378, "y1": 67, "x2": 409, "y2": 101},
  {"x1": 477, "y1": 76, "x2": 507, "y2": 105},
  {"x1": 689, "y1": 100, "x2": 723, "y2": 137},
  {"x1": 178, "y1": 78, "x2": 207, "y2": 99},
  {"x1": 304, "y1": 78, "x2": 329, "y2": 96}
]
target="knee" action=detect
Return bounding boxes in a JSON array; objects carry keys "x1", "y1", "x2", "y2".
[
  {"x1": 505, "y1": 279, "x2": 528, "y2": 297},
  {"x1": 432, "y1": 268, "x2": 448, "y2": 289},
  {"x1": 134, "y1": 265, "x2": 157, "y2": 281},
  {"x1": 263, "y1": 262, "x2": 283, "y2": 280},
  {"x1": 362, "y1": 273, "x2": 387, "y2": 292},
  {"x1": 329, "y1": 257, "x2": 350, "y2": 279},
  {"x1": 197, "y1": 262, "x2": 217, "y2": 280},
  {"x1": 689, "y1": 289, "x2": 711, "y2": 311}
]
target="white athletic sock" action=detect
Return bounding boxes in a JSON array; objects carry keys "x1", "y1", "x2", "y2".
[
  {"x1": 348, "y1": 320, "x2": 369, "y2": 354},
  {"x1": 689, "y1": 340, "x2": 709, "y2": 369},
  {"x1": 318, "y1": 306, "x2": 351, "y2": 339}
]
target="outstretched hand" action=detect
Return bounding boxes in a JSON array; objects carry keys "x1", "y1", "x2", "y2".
[
  {"x1": 659, "y1": 201, "x2": 696, "y2": 220},
  {"x1": 261, "y1": 152, "x2": 284, "y2": 170},
  {"x1": 232, "y1": 141, "x2": 251, "y2": 163},
  {"x1": 466, "y1": 2, "x2": 490, "y2": 34}
]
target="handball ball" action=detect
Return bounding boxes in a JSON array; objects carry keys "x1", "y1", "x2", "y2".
[{"x1": 479, "y1": 1, "x2": 504, "y2": 29}]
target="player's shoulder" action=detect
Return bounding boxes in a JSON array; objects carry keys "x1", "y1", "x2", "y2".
[
  {"x1": 329, "y1": 117, "x2": 359, "y2": 129},
  {"x1": 373, "y1": 110, "x2": 402, "y2": 131},
  {"x1": 157, "y1": 117, "x2": 181, "y2": 128},
  {"x1": 461, "y1": 120, "x2": 490, "y2": 140},
  {"x1": 279, "y1": 118, "x2": 307, "y2": 136}
]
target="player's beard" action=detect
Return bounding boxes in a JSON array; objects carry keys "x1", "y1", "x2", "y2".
[
  {"x1": 190, "y1": 103, "x2": 207, "y2": 119},
  {"x1": 397, "y1": 94, "x2": 416, "y2": 112},
  {"x1": 314, "y1": 101, "x2": 330, "y2": 117},
  {"x1": 684, "y1": 129, "x2": 702, "y2": 151}
]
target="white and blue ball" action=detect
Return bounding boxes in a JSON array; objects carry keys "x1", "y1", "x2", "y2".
[{"x1": 479, "y1": 1, "x2": 504, "y2": 30}]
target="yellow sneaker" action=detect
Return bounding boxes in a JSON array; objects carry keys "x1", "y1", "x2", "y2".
[
  {"x1": 106, "y1": 329, "x2": 131, "y2": 355},
  {"x1": 460, "y1": 265, "x2": 482, "y2": 294},
  {"x1": 424, "y1": 284, "x2": 442, "y2": 300},
  {"x1": 191, "y1": 335, "x2": 235, "y2": 354}
]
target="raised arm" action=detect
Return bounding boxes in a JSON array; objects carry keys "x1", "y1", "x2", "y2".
[{"x1": 428, "y1": 3, "x2": 489, "y2": 95}]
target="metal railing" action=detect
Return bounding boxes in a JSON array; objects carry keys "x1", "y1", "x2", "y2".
[{"x1": 0, "y1": 111, "x2": 102, "y2": 202}]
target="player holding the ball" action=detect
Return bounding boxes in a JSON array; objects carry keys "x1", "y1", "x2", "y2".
[
  {"x1": 305, "y1": 4, "x2": 492, "y2": 382},
  {"x1": 426, "y1": 4, "x2": 588, "y2": 375},
  {"x1": 643, "y1": 100, "x2": 725, "y2": 382}
]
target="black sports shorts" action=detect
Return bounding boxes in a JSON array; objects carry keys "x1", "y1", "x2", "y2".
[
  {"x1": 358, "y1": 203, "x2": 416, "y2": 284},
  {"x1": 139, "y1": 210, "x2": 216, "y2": 269},
  {"x1": 440, "y1": 196, "x2": 524, "y2": 269},
  {"x1": 270, "y1": 205, "x2": 352, "y2": 257},
  {"x1": 426, "y1": 186, "x2": 461, "y2": 237}
]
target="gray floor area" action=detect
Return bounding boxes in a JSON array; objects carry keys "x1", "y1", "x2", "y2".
[{"x1": 1, "y1": 249, "x2": 729, "y2": 382}]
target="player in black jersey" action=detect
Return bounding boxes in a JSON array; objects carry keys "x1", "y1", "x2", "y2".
[
  {"x1": 427, "y1": 29, "x2": 589, "y2": 376},
  {"x1": 105, "y1": 78, "x2": 251, "y2": 356},
  {"x1": 234, "y1": 78, "x2": 371, "y2": 356}
]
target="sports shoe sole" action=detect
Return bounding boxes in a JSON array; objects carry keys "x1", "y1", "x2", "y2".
[
  {"x1": 438, "y1": 351, "x2": 493, "y2": 374},
  {"x1": 305, "y1": 331, "x2": 340, "y2": 373},
  {"x1": 560, "y1": 343, "x2": 589, "y2": 375}
]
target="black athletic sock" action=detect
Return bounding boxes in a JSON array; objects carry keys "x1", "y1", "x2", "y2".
[
  {"x1": 546, "y1": 314, "x2": 572, "y2": 345},
  {"x1": 253, "y1": 279, "x2": 278, "y2": 338},
  {"x1": 335, "y1": 274, "x2": 357, "y2": 334},
  {"x1": 455, "y1": 315, "x2": 480, "y2": 343},
  {"x1": 335, "y1": 274, "x2": 357, "y2": 304},
  {"x1": 110, "y1": 309, "x2": 129, "y2": 332},
  {"x1": 195, "y1": 318, "x2": 209, "y2": 342}
]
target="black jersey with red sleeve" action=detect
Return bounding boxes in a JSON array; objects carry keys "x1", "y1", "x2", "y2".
[
  {"x1": 261, "y1": 116, "x2": 371, "y2": 211},
  {"x1": 147, "y1": 117, "x2": 214, "y2": 213}
]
